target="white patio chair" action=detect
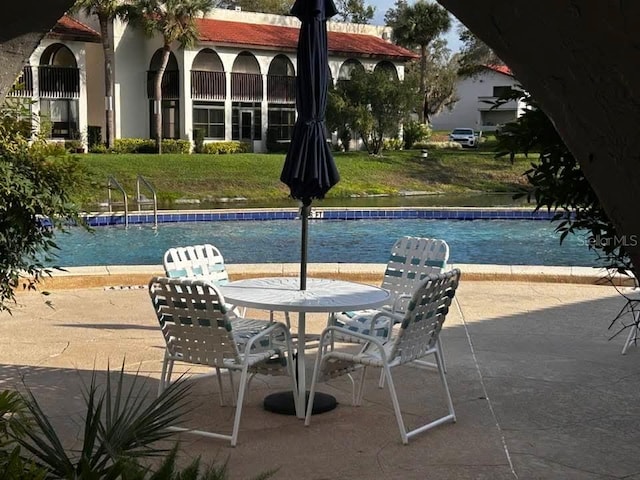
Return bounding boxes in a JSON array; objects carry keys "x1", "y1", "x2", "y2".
[
  {"x1": 164, "y1": 244, "x2": 290, "y2": 326},
  {"x1": 306, "y1": 269, "x2": 461, "y2": 445},
  {"x1": 149, "y1": 276, "x2": 297, "y2": 447},
  {"x1": 330, "y1": 237, "x2": 450, "y2": 379}
]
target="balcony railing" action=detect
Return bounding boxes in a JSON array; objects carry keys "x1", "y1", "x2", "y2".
[
  {"x1": 231, "y1": 72, "x2": 263, "y2": 102},
  {"x1": 191, "y1": 70, "x2": 225, "y2": 100},
  {"x1": 147, "y1": 70, "x2": 180, "y2": 99},
  {"x1": 38, "y1": 66, "x2": 79, "y2": 98},
  {"x1": 9, "y1": 66, "x2": 34, "y2": 97},
  {"x1": 267, "y1": 75, "x2": 296, "y2": 103}
]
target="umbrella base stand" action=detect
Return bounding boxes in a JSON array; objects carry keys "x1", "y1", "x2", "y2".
[{"x1": 263, "y1": 391, "x2": 337, "y2": 415}]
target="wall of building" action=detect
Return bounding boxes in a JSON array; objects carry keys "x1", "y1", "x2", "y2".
[
  {"x1": 430, "y1": 69, "x2": 519, "y2": 132},
  {"x1": 112, "y1": 19, "x2": 153, "y2": 139},
  {"x1": 85, "y1": 42, "x2": 105, "y2": 134}
]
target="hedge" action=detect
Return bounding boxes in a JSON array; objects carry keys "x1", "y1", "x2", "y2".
[
  {"x1": 201, "y1": 141, "x2": 250, "y2": 154},
  {"x1": 112, "y1": 138, "x2": 191, "y2": 154}
]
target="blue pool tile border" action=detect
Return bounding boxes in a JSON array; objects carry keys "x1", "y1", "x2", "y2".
[{"x1": 81, "y1": 208, "x2": 559, "y2": 227}]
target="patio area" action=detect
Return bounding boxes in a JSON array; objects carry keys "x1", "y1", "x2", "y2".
[{"x1": 2, "y1": 279, "x2": 639, "y2": 479}]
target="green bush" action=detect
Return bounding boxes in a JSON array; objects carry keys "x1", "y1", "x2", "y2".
[
  {"x1": 89, "y1": 143, "x2": 109, "y2": 154},
  {"x1": 403, "y1": 120, "x2": 432, "y2": 149},
  {"x1": 383, "y1": 137, "x2": 403, "y2": 151},
  {"x1": 113, "y1": 138, "x2": 191, "y2": 154},
  {"x1": 162, "y1": 139, "x2": 191, "y2": 154},
  {"x1": 202, "y1": 141, "x2": 250, "y2": 154},
  {"x1": 30, "y1": 141, "x2": 67, "y2": 157},
  {"x1": 87, "y1": 125, "x2": 102, "y2": 148},
  {"x1": 266, "y1": 127, "x2": 289, "y2": 153},
  {"x1": 0, "y1": 101, "x2": 85, "y2": 312},
  {"x1": 414, "y1": 141, "x2": 462, "y2": 150},
  {"x1": 193, "y1": 128, "x2": 205, "y2": 153}
]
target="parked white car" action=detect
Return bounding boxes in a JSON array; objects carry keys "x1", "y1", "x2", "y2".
[{"x1": 449, "y1": 128, "x2": 478, "y2": 148}]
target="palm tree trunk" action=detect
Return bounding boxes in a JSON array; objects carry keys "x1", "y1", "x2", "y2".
[
  {"x1": 419, "y1": 43, "x2": 427, "y2": 124},
  {"x1": 99, "y1": 14, "x2": 115, "y2": 149},
  {"x1": 154, "y1": 44, "x2": 171, "y2": 154}
]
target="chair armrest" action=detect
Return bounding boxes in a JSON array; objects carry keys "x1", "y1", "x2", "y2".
[
  {"x1": 243, "y1": 321, "x2": 292, "y2": 352},
  {"x1": 390, "y1": 294, "x2": 411, "y2": 314}
]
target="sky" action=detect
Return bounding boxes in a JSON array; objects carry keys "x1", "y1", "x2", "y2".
[{"x1": 368, "y1": 0, "x2": 463, "y2": 53}]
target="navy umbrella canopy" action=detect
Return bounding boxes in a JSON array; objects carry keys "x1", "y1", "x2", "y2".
[{"x1": 281, "y1": 0, "x2": 340, "y2": 290}]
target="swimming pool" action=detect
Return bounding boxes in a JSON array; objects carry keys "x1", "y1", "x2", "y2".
[{"x1": 51, "y1": 217, "x2": 599, "y2": 267}]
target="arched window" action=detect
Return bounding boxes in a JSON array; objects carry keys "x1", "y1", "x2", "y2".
[
  {"x1": 267, "y1": 55, "x2": 296, "y2": 145},
  {"x1": 231, "y1": 52, "x2": 262, "y2": 143},
  {"x1": 38, "y1": 44, "x2": 80, "y2": 139},
  {"x1": 338, "y1": 59, "x2": 364, "y2": 81},
  {"x1": 374, "y1": 61, "x2": 398, "y2": 80},
  {"x1": 192, "y1": 49, "x2": 226, "y2": 140}
]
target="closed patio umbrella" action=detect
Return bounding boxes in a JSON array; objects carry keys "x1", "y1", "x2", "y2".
[{"x1": 280, "y1": 0, "x2": 340, "y2": 291}]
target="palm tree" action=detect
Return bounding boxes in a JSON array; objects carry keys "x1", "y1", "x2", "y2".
[
  {"x1": 123, "y1": 0, "x2": 214, "y2": 154},
  {"x1": 72, "y1": 0, "x2": 125, "y2": 149},
  {"x1": 385, "y1": 0, "x2": 451, "y2": 123}
]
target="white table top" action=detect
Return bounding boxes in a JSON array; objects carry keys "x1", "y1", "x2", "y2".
[{"x1": 220, "y1": 277, "x2": 390, "y2": 313}]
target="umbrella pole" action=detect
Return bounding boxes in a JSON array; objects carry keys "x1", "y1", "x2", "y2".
[{"x1": 300, "y1": 201, "x2": 311, "y2": 290}]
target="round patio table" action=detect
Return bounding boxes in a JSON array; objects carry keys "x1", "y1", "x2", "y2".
[{"x1": 220, "y1": 277, "x2": 390, "y2": 417}]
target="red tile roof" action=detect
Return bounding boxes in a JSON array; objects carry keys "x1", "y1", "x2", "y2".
[
  {"x1": 485, "y1": 64, "x2": 512, "y2": 76},
  {"x1": 49, "y1": 15, "x2": 101, "y2": 43},
  {"x1": 196, "y1": 18, "x2": 418, "y2": 60}
]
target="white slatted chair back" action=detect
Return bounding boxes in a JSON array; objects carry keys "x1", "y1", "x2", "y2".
[
  {"x1": 163, "y1": 244, "x2": 229, "y2": 285},
  {"x1": 149, "y1": 277, "x2": 241, "y2": 367},
  {"x1": 381, "y1": 237, "x2": 449, "y2": 312},
  {"x1": 388, "y1": 269, "x2": 460, "y2": 365}
]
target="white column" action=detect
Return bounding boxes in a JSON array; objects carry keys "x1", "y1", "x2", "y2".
[
  {"x1": 260, "y1": 73, "x2": 268, "y2": 153},
  {"x1": 225, "y1": 72, "x2": 232, "y2": 141}
]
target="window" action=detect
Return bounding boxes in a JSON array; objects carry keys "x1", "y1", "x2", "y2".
[
  {"x1": 149, "y1": 100, "x2": 180, "y2": 139},
  {"x1": 492, "y1": 86, "x2": 513, "y2": 98},
  {"x1": 231, "y1": 102, "x2": 261, "y2": 141},
  {"x1": 193, "y1": 102, "x2": 225, "y2": 139},
  {"x1": 268, "y1": 106, "x2": 295, "y2": 141},
  {"x1": 40, "y1": 99, "x2": 78, "y2": 139}
]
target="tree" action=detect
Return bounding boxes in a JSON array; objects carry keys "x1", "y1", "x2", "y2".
[
  {"x1": 457, "y1": 25, "x2": 504, "y2": 77},
  {"x1": 123, "y1": 0, "x2": 214, "y2": 154},
  {"x1": 0, "y1": 100, "x2": 86, "y2": 313},
  {"x1": 71, "y1": 0, "x2": 126, "y2": 149},
  {"x1": 214, "y1": 0, "x2": 293, "y2": 15},
  {"x1": 495, "y1": 90, "x2": 633, "y2": 278},
  {"x1": 335, "y1": 0, "x2": 375, "y2": 24},
  {"x1": 385, "y1": 0, "x2": 451, "y2": 123},
  {"x1": 333, "y1": 68, "x2": 412, "y2": 155},
  {"x1": 403, "y1": 38, "x2": 458, "y2": 123}
]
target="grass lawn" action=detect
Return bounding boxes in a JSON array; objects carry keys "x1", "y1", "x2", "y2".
[{"x1": 74, "y1": 148, "x2": 531, "y2": 208}]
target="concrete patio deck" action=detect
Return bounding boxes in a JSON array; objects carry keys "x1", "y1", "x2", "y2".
[{"x1": 2, "y1": 278, "x2": 640, "y2": 479}]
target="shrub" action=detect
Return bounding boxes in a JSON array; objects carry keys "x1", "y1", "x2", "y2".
[
  {"x1": 414, "y1": 141, "x2": 462, "y2": 150},
  {"x1": 162, "y1": 139, "x2": 191, "y2": 154},
  {"x1": 383, "y1": 137, "x2": 403, "y2": 151},
  {"x1": 193, "y1": 128, "x2": 205, "y2": 153},
  {"x1": 87, "y1": 125, "x2": 102, "y2": 148},
  {"x1": 64, "y1": 139, "x2": 84, "y2": 153},
  {"x1": 202, "y1": 141, "x2": 250, "y2": 154},
  {"x1": 338, "y1": 128, "x2": 352, "y2": 152},
  {"x1": 266, "y1": 127, "x2": 289, "y2": 153},
  {"x1": 89, "y1": 143, "x2": 109, "y2": 154},
  {"x1": 30, "y1": 141, "x2": 67, "y2": 157},
  {"x1": 403, "y1": 120, "x2": 432, "y2": 149},
  {"x1": 0, "y1": 100, "x2": 86, "y2": 312},
  {"x1": 113, "y1": 138, "x2": 191, "y2": 154}
]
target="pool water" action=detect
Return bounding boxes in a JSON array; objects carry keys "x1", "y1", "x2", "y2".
[{"x1": 51, "y1": 219, "x2": 599, "y2": 267}]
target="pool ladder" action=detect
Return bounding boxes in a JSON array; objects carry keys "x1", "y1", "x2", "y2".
[{"x1": 107, "y1": 175, "x2": 158, "y2": 228}]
